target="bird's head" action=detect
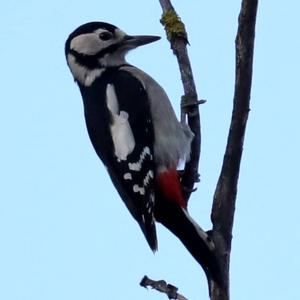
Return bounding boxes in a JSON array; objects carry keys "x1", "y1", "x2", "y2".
[{"x1": 65, "y1": 22, "x2": 160, "y2": 85}]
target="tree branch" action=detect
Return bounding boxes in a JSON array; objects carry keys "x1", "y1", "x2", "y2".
[
  {"x1": 159, "y1": 0, "x2": 202, "y2": 201},
  {"x1": 156, "y1": 1, "x2": 258, "y2": 299},
  {"x1": 140, "y1": 275, "x2": 189, "y2": 300},
  {"x1": 210, "y1": 0, "x2": 258, "y2": 298}
]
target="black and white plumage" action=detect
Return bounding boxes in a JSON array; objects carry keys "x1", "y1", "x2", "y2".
[
  {"x1": 80, "y1": 66, "x2": 157, "y2": 249},
  {"x1": 65, "y1": 22, "x2": 222, "y2": 285}
]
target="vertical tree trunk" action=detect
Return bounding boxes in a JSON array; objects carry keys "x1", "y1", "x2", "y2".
[{"x1": 210, "y1": 0, "x2": 258, "y2": 299}]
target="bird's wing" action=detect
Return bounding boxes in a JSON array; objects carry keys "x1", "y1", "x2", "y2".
[{"x1": 84, "y1": 69, "x2": 157, "y2": 251}]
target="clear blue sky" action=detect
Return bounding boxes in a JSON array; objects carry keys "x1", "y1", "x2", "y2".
[{"x1": 1, "y1": 1, "x2": 299, "y2": 299}]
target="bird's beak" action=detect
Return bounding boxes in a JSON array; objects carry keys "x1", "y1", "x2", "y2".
[{"x1": 122, "y1": 35, "x2": 161, "y2": 48}]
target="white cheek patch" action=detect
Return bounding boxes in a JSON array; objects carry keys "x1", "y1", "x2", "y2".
[
  {"x1": 71, "y1": 30, "x2": 122, "y2": 56},
  {"x1": 70, "y1": 33, "x2": 103, "y2": 55},
  {"x1": 106, "y1": 84, "x2": 135, "y2": 161}
]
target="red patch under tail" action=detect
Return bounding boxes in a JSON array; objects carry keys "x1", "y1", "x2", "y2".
[{"x1": 156, "y1": 169, "x2": 186, "y2": 208}]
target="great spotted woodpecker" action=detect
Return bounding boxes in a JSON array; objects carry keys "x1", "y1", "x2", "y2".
[{"x1": 65, "y1": 22, "x2": 221, "y2": 285}]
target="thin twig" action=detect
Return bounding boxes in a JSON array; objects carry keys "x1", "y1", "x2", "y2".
[
  {"x1": 159, "y1": 0, "x2": 201, "y2": 202},
  {"x1": 210, "y1": 0, "x2": 258, "y2": 298},
  {"x1": 140, "y1": 276, "x2": 188, "y2": 300}
]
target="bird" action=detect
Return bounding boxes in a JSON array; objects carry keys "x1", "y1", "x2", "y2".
[{"x1": 65, "y1": 21, "x2": 222, "y2": 285}]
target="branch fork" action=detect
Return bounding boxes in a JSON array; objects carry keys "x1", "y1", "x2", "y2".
[
  {"x1": 140, "y1": 276, "x2": 189, "y2": 300},
  {"x1": 141, "y1": 1, "x2": 258, "y2": 299},
  {"x1": 181, "y1": 96, "x2": 206, "y2": 117}
]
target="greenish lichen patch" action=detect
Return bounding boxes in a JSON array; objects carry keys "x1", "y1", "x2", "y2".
[{"x1": 160, "y1": 10, "x2": 188, "y2": 42}]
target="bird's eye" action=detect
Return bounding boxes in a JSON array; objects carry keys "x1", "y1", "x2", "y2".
[{"x1": 99, "y1": 32, "x2": 113, "y2": 41}]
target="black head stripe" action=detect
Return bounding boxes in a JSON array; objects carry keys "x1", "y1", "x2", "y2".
[
  {"x1": 95, "y1": 42, "x2": 123, "y2": 58},
  {"x1": 69, "y1": 49, "x2": 99, "y2": 70},
  {"x1": 68, "y1": 42, "x2": 124, "y2": 71},
  {"x1": 69, "y1": 22, "x2": 116, "y2": 39}
]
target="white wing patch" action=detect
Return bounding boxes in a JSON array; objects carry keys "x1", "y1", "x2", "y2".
[
  {"x1": 133, "y1": 184, "x2": 145, "y2": 195},
  {"x1": 106, "y1": 83, "x2": 119, "y2": 114},
  {"x1": 131, "y1": 170, "x2": 154, "y2": 197},
  {"x1": 123, "y1": 173, "x2": 132, "y2": 180},
  {"x1": 146, "y1": 193, "x2": 155, "y2": 215},
  {"x1": 143, "y1": 170, "x2": 154, "y2": 186},
  {"x1": 106, "y1": 84, "x2": 135, "y2": 161},
  {"x1": 128, "y1": 147, "x2": 151, "y2": 171}
]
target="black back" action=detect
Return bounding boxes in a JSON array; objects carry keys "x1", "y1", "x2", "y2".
[{"x1": 78, "y1": 67, "x2": 157, "y2": 250}]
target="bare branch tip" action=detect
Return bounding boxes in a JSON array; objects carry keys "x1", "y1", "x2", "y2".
[
  {"x1": 181, "y1": 97, "x2": 206, "y2": 117},
  {"x1": 140, "y1": 275, "x2": 188, "y2": 300}
]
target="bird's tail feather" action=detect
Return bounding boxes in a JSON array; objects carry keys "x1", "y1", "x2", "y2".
[
  {"x1": 155, "y1": 197, "x2": 223, "y2": 287},
  {"x1": 140, "y1": 214, "x2": 158, "y2": 252}
]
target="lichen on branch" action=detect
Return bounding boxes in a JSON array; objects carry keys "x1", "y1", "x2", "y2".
[{"x1": 160, "y1": 10, "x2": 188, "y2": 43}]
